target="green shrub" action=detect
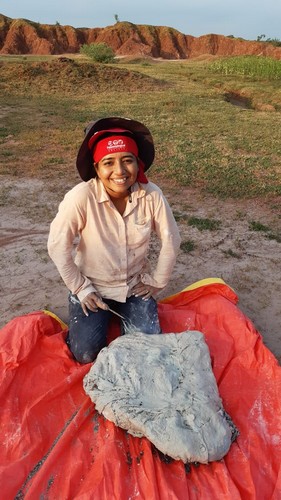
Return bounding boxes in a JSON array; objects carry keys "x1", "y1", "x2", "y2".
[{"x1": 80, "y1": 43, "x2": 115, "y2": 63}]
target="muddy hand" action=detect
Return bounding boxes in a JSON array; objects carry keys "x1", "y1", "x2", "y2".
[{"x1": 81, "y1": 292, "x2": 109, "y2": 316}]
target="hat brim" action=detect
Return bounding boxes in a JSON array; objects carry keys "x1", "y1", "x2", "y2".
[{"x1": 76, "y1": 117, "x2": 155, "y2": 181}]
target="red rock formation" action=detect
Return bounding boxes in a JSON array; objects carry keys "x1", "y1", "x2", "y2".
[{"x1": 1, "y1": 14, "x2": 281, "y2": 60}]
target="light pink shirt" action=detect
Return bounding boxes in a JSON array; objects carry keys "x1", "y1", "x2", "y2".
[{"x1": 48, "y1": 179, "x2": 181, "y2": 302}]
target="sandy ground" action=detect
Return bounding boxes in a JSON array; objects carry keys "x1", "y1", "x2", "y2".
[{"x1": 1, "y1": 176, "x2": 280, "y2": 363}]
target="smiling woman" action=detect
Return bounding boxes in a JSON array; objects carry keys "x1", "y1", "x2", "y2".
[
  {"x1": 47, "y1": 116, "x2": 181, "y2": 363},
  {"x1": 96, "y1": 151, "x2": 138, "y2": 198},
  {"x1": 89, "y1": 131, "x2": 151, "y2": 216},
  {"x1": 94, "y1": 151, "x2": 139, "y2": 216}
]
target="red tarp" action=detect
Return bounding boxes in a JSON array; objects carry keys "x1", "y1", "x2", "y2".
[{"x1": 1, "y1": 280, "x2": 281, "y2": 499}]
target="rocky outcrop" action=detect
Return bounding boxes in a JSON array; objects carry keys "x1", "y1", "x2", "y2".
[{"x1": 1, "y1": 14, "x2": 281, "y2": 60}]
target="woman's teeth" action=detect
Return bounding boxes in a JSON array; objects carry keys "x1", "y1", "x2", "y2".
[{"x1": 113, "y1": 178, "x2": 127, "y2": 184}]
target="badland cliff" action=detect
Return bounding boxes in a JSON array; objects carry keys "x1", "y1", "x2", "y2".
[{"x1": 1, "y1": 14, "x2": 281, "y2": 60}]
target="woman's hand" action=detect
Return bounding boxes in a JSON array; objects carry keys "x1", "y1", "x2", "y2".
[
  {"x1": 131, "y1": 283, "x2": 162, "y2": 300},
  {"x1": 81, "y1": 292, "x2": 108, "y2": 316}
]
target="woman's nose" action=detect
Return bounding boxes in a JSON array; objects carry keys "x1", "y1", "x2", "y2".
[{"x1": 114, "y1": 160, "x2": 125, "y2": 173}]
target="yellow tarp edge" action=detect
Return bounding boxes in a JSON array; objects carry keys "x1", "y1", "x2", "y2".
[
  {"x1": 43, "y1": 310, "x2": 68, "y2": 330},
  {"x1": 161, "y1": 277, "x2": 232, "y2": 303}
]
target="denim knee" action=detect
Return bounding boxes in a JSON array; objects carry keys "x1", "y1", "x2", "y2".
[
  {"x1": 68, "y1": 294, "x2": 109, "y2": 364},
  {"x1": 119, "y1": 296, "x2": 161, "y2": 335}
]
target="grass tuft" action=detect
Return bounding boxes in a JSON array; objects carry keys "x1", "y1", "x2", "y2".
[
  {"x1": 180, "y1": 240, "x2": 196, "y2": 253},
  {"x1": 249, "y1": 221, "x2": 270, "y2": 232},
  {"x1": 188, "y1": 217, "x2": 221, "y2": 231},
  {"x1": 266, "y1": 233, "x2": 281, "y2": 243},
  {"x1": 222, "y1": 249, "x2": 241, "y2": 258}
]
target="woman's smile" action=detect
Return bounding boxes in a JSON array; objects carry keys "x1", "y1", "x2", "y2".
[
  {"x1": 111, "y1": 176, "x2": 128, "y2": 184},
  {"x1": 94, "y1": 152, "x2": 139, "y2": 198}
]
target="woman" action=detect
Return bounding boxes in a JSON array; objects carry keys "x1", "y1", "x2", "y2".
[{"x1": 48, "y1": 117, "x2": 181, "y2": 363}]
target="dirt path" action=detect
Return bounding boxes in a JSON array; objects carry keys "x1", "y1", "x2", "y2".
[{"x1": 1, "y1": 176, "x2": 280, "y2": 363}]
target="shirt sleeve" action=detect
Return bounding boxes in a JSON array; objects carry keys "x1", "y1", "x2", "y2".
[
  {"x1": 47, "y1": 186, "x2": 96, "y2": 300},
  {"x1": 141, "y1": 189, "x2": 181, "y2": 289}
]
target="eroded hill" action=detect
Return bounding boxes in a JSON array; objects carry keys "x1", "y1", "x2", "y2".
[{"x1": 1, "y1": 14, "x2": 281, "y2": 60}]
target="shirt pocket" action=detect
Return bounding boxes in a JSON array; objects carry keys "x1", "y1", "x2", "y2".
[{"x1": 128, "y1": 218, "x2": 152, "y2": 248}]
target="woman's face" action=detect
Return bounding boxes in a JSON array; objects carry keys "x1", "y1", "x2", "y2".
[{"x1": 94, "y1": 152, "x2": 139, "y2": 199}]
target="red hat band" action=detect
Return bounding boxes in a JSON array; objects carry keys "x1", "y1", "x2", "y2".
[{"x1": 92, "y1": 136, "x2": 138, "y2": 163}]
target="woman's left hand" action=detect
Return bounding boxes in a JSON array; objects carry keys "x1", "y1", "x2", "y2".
[{"x1": 131, "y1": 283, "x2": 162, "y2": 300}]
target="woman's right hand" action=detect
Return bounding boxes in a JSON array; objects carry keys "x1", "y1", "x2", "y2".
[{"x1": 80, "y1": 292, "x2": 109, "y2": 316}]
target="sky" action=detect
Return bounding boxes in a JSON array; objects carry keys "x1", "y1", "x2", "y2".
[{"x1": 1, "y1": 0, "x2": 280, "y2": 41}]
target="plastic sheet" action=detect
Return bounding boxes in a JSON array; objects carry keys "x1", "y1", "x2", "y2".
[{"x1": 1, "y1": 279, "x2": 281, "y2": 499}]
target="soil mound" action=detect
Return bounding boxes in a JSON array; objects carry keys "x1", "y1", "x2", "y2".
[
  {"x1": 0, "y1": 58, "x2": 165, "y2": 95},
  {"x1": 1, "y1": 15, "x2": 281, "y2": 60}
]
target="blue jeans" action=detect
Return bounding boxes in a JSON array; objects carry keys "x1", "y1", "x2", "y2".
[{"x1": 67, "y1": 294, "x2": 161, "y2": 364}]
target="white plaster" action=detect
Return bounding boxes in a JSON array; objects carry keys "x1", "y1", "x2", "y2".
[{"x1": 83, "y1": 330, "x2": 238, "y2": 463}]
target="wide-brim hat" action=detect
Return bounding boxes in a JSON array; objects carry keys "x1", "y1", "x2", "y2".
[{"x1": 76, "y1": 116, "x2": 155, "y2": 181}]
